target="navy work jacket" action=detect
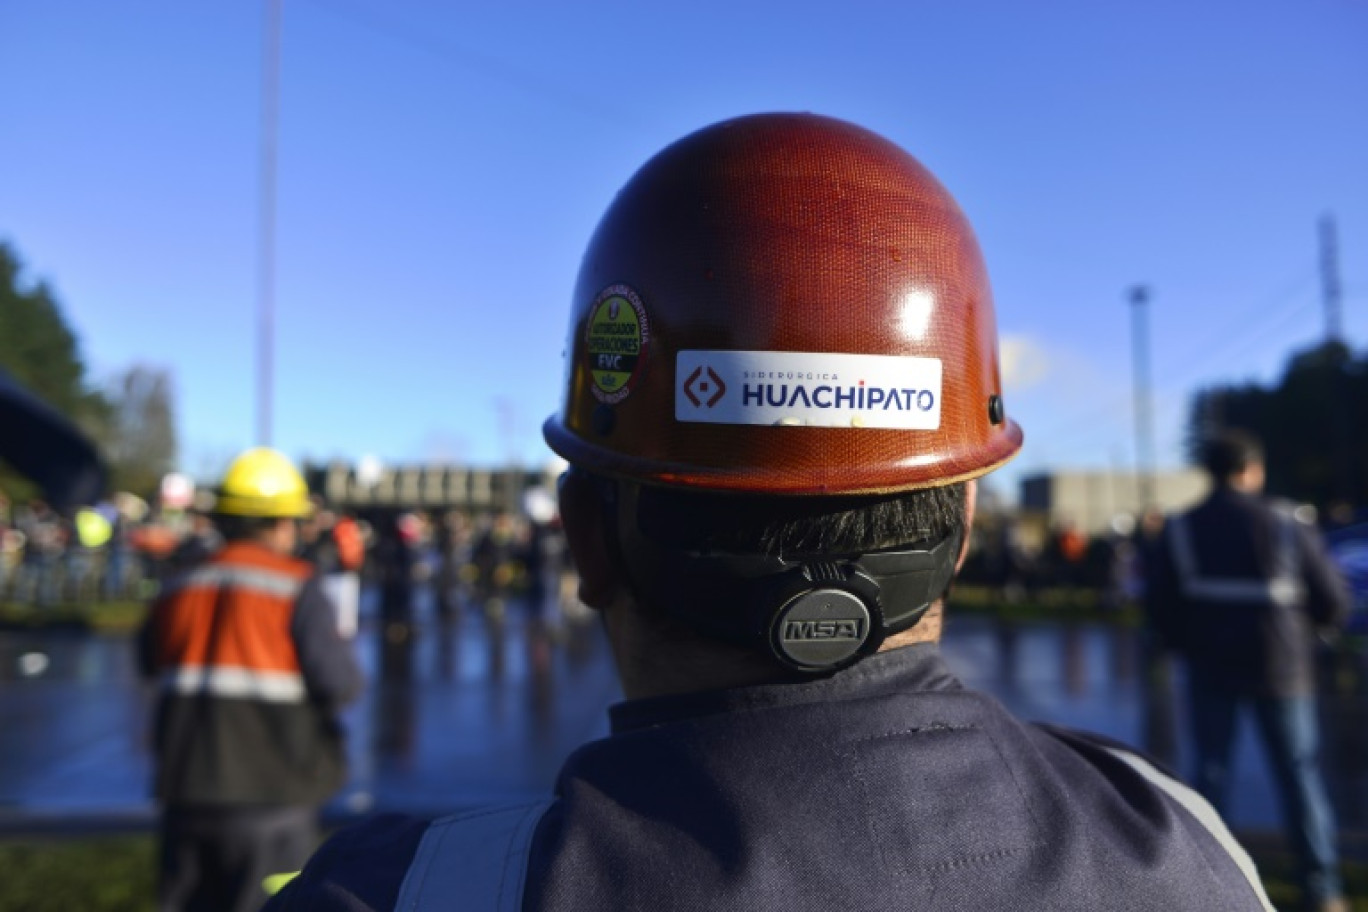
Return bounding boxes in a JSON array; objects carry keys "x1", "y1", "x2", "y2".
[
  {"x1": 1146, "y1": 486, "x2": 1349, "y2": 696},
  {"x1": 268, "y1": 644, "x2": 1268, "y2": 910}
]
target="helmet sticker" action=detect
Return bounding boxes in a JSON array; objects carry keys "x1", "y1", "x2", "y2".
[
  {"x1": 676, "y1": 350, "x2": 942, "y2": 430},
  {"x1": 586, "y1": 284, "x2": 650, "y2": 404}
]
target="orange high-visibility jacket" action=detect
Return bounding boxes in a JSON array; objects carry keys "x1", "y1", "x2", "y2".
[
  {"x1": 141, "y1": 541, "x2": 364, "y2": 806},
  {"x1": 333, "y1": 517, "x2": 365, "y2": 572}
]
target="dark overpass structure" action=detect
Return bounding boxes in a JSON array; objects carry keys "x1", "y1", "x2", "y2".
[{"x1": 303, "y1": 463, "x2": 559, "y2": 513}]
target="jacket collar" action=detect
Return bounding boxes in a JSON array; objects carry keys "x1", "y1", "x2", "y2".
[{"x1": 609, "y1": 643, "x2": 961, "y2": 734}]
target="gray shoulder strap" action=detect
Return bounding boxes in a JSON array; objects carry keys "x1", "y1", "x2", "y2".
[
  {"x1": 395, "y1": 800, "x2": 554, "y2": 912},
  {"x1": 1104, "y1": 748, "x2": 1274, "y2": 911}
]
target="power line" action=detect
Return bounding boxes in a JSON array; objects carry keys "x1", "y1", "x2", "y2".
[
  {"x1": 1148, "y1": 267, "x2": 1316, "y2": 385},
  {"x1": 1030, "y1": 267, "x2": 1319, "y2": 453},
  {"x1": 1170, "y1": 295, "x2": 1319, "y2": 394},
  {"x1": 1029, "y1": 271, "x2": 1313, "y2": 447},
  {"x1": 297, "y1": 0, "x2": 655, "y2": 130}
]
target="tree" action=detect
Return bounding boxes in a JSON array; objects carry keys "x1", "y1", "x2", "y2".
[
  {"x1": 103, "y1": 365, "x2": 178, "y2": 497},
  {"x1": 0, "y1": 243, "x2": 108, "y2": 429},
  {"x1": 1187, "y1": 340, "x2": 1368, "y2": 509},
  {"x1": 0, "y1": 243, "x2": 110, "y2": 499}
]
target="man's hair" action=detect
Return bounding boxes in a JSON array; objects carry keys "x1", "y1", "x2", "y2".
[
  {"x1": 1199, "y1": 429, "x2": 1264, "y2": 480},
  {"x1": 634, "y1": 481, "x2": 967, "y2": 557},
  {"x1": 214, "y1": 514, "x2": 284, "y2": 543}
]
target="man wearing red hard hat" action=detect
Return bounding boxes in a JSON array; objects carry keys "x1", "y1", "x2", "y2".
[{"x1": 268, "y1": 114, "x2": 1272, "y2": 910}]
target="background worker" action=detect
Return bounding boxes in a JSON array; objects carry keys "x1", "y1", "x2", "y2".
[
  {"x1": 267, "y1": 113, "x2": 1273, "y2": 910},
  {"x1": 1147, "y1": 429, "x2": 1350, "y2": 912},
  {"x1": 300, "y1": 502, "x2": 366, "y2": 638},
  {"x1": 140, "y1": 447, "x2": 365, "y2": 912}
]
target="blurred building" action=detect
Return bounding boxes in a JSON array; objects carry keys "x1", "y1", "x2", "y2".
[
  {"x1": 1020, "y1": 469, "x2": 1207, "y2": 535},
  {"x1": 304, "y1": 462, "x2": 563, "y2": 513}
]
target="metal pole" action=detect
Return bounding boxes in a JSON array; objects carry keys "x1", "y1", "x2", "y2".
[
  {"x1": 1128, "y1": 285, "x2": 1155, "y2": 510},
  {"x1": 495, "y1": 398, "x2": 521, "y2": 514},
  {"x1": 256, "y1": 0, "x2": 282, "y2": 446},
  {"x1": 1320, "y1": 214, "x2": 1354, "y2": 503},
  {"x1": 1128, "y1": 288, "x2": 1176, "y2": 767},
  {"x1": 1319, "y1": 213, "x2": 1342, "y2": 344}
]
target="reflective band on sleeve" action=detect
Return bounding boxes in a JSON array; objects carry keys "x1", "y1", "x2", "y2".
[
  {"x1": 1168, "y1": 514, "x2": 1301, "y2": 607},
  {"x1": 160, "y1": 564, "x2": 305, "y2": 600},
  {"x1": 1104, "y1": 748, "x2": 1274, "y2": 911},
  {"x1": 396, "y1": 801, "x2": 553, "y2": 912},
  {"x1": 162, "y1": 665, "x2": 306, "y2": 703}
]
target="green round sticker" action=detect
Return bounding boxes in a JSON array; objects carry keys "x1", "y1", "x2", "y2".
[{"x1": 585, "y1": 284, "x2": 648, "y2": 403}]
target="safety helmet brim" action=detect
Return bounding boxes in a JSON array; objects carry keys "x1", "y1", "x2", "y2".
[
  {"x1": 212, "y1": 493, "x2": 314, "y2": 519},
  {"x1": 544, "y1": 414, "x2": 1022, "y2": 495}
]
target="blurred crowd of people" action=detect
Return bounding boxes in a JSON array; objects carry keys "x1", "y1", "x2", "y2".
[
  {"x1": 964, "y1": 510, "x2": 1165, "y2": 609},
  {"x1": 8, "y1": 481, "x2": 1361, "y2": 637},
  {"x1": 965, "y1": 505, "x2": 1363, "y2": 623},
  {"x1": 357, "y1": 503, "x2": 581, "y2": 633},
  {"x1": 0, "y1": 487, "x2": 579, "y2": 631},
  {"x1": 0, "y1": 491, "x2": 185, "y2": 605}
]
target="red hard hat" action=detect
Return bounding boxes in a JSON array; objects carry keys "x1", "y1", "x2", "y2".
[{"x1": 544, "y1": 112, "x2": 1022, "y2": 495}]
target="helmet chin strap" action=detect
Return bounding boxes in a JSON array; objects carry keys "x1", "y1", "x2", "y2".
[{"x1": 608, "y1": 481, "x2": 961, "y2": 674}]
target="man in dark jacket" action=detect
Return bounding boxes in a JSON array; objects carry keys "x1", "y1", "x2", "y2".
[
  {"x1": 1146, "y1": 430, "x2": 1350, "y2": 912},
  {"x1": 140, "y1": 448, "x2": 365, "y2": 912},
  {"x1": 266, "y1": 114, "x2": 1273, "y2": 911}
]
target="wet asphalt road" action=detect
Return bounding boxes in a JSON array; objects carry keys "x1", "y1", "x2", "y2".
[{"x1": 1, "y1": 592, "x2": 1365, "y2": 837}]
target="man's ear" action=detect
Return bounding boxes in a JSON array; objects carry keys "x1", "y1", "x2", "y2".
[
  {"x1": 955, "y1": 479, "x2": 977, "y2": 573},
  {"x1": 557, "y1": 469, "x2": 622, "y2": 611}
]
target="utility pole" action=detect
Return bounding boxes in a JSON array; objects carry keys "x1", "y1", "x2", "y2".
[
  {"x1": 256, "y1": 0, "x2": 282, "y2": 446},
  {"x1": 1128, "y1": 285, "x2": 1176, "y2": 767},
  {"x1": 495, "y1": 397, "x2": 522, "y2": 513},
  {"x1": 1320, "y1": 214, "x2": 1354, "y2": 504},
  {"x1": 1128, "y1": 285, "x2": 1156, "y2": 511},
  {"x1": 1319, "y1": 213, "x2": 1343, "y2": 344}
]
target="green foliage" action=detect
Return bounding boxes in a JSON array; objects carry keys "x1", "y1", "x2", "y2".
[
  {"x1": 0, "y1": 243, "x2": 112, "y2": 500},
  {"x1": 0, "y1": 831, "x2": 1364, "y2": 910},
  {"x1": 949, "y1": 584, "x2": 1139, "y2": 625},
  {"x1": 0, "y1": 242, "x2": 181, "y2": 501},
  {"x1": 0, "y1": 836, "x2": 155, "y2": 912},
  {"x1": 0, "y1": 243, "x2": 109, "y2": 437},
  {"x1": 1188, "y1": 340, "x2": 1368, "y2": 509},
  {"x1": 1246, "y1": 836, "x2": 1368, "y2": 910},
  {"x1": 0, "y1": 599, "x2": 148, "y2": 632}
]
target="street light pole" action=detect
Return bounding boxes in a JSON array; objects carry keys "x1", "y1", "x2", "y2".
[
  {"x1": 256, "y1": 0, "x2": 282, "y2": 447},
  {"x1": 1128, "y1": 283, "x2": 1177, "y2": 767},
  {"x1": 1128, "y1": 285, "x2": 1156, "y2": 510}
]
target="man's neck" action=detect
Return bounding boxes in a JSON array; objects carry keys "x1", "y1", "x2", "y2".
[{"x1": 879, "y1": 602, "x2": 943, "y2": 650}]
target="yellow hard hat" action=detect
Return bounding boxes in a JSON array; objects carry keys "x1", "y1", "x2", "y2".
[
  {"x1": 75, "y1": 508, "x2": 113, "y2": 548},
  {"x1": 215, "y1": 448, "x2": 312, "y2": 518}
]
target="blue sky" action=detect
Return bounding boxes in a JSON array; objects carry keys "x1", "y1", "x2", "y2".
[{"x1": 2, "y1": 0, "x2": 1365, "y2": 500}]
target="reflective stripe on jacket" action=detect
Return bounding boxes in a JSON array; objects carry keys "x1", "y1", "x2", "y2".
[
  {"x1": 1167, "y1": 509, "x2": 1300, "y2": 608},
  {"x1": 151, "y1": 546, "x2": 312, "y2": 701}
]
